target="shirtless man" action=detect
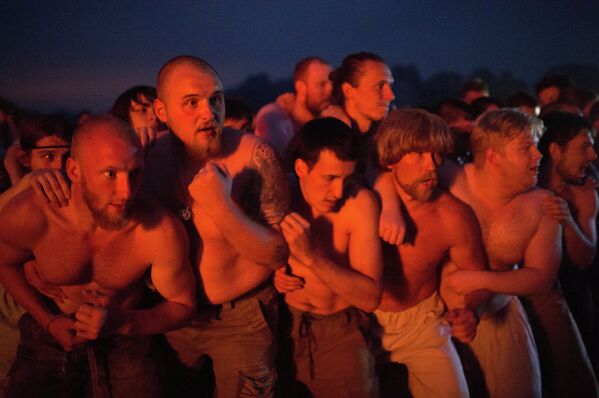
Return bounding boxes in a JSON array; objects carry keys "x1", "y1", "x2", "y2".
[
  {"x1": 255, "y1": 56, "x2": 332, "y2": 158},
  {"x1": 148, "y1": 56, "x2": 289, "y2": 397},
  {"x1": 442, "y1": 109, "x2": 561, "y2": 398},
  {"x1": 534, "y1": 111, "x2": 599, "y2": 397},
  {"x1": 0, "y1": 115, "x2": 196, "y2": 397},
  {"x1": 273, "y1": 117, "x2": 382, "y2": 397},
  {"x1": 372, "y1": 109, "x2": 487, "y2": 398}
]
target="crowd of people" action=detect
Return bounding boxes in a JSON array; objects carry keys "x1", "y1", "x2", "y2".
[{"x1": 0, "y1": 52, "x2": 598, "y2": 398}]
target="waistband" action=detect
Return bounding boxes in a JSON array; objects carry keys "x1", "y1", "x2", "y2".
[{"x1": 196, "y1": 278, "x2": 274, "y2": 320}]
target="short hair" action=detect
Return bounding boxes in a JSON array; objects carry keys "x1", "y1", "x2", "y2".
[
  {"x1": 329, "y1": 52, "x2": 386, "y2": 105},
  {"x1": 293, "y1": 57, "x2": 328, "y2": 83},
  {"x1": 111, "y1": 85, "x2": 157, "y2": 125},
  {"x1": 287, "y1": 117, "x2": 359, "y2": 170},
  {"x1": 71, "y1": 115, "x2": 140, "y2": 160},
  {"x1": 460, "y1": 78, "x2": 489, "y2": 98},
  {"x1": 156, "y1": 55, "x2": 220, "y2": 100},
  {"x1": 471, "y1": 109, "x2": 543, "y2": 167},
  {"x1": 538, "y1": 112, "x2": 595, "y2": 158},
  {"x1": 435, "y1": 99, "x2": 473, "y2": 124},
  {"x1": 535, "y1": 74, "x2": 573, "y2": 95},
  {"x1": 19, "y1": 114, "x2": 73, "y2": 151},
  {"x1": 505, "y1": 91, "x2": 538, "y2": 109},
  {"x1": 376, "y1": 108, "x2": 454, "y2": 167},
  {"x1": 225, "y1": 97, "x2": 253, "y2": 123}
]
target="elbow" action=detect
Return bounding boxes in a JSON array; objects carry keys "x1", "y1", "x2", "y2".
[{"x1": 257, "y1": 237, "x2": 289, "y2": 270}]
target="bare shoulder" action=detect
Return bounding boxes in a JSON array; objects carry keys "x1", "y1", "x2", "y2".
[
  {"x1": 435, "y1": 189, "x2": 479, "y2": 230},
  {"x1": 135, "y1": 193, "x2": 188, "y2": 241},
  {"x1": 435, "y1": 189, "x2": 480, "y2": 240},
  {"x1": 341, "y1": 186, "x2": 380, "y2": 223},
  {"x1": 0, "y1": 188, "x2": 48, "y2": 248},
  {"x1": 321, "y1": 105, "x2": 351, "y2": 127},
  {"x1": 516, "y1": 186, "x2": 553, "y2": 210}
]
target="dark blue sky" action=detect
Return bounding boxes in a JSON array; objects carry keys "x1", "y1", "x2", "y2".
[{"x1": 2, "y1": 1, "x2": 598, "y2": 113}]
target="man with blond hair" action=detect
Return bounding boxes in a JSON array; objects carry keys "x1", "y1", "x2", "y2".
[{"x1": 443, "y1": 109, "x2": 562, "y2": 398}]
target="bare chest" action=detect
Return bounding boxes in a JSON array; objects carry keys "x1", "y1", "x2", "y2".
[
  {"x1": 33, "y1": 226, "x2": 149, "y2": 289},
  {"x1": 474, "y1": 202, "x2": 539, "y2": 268}
]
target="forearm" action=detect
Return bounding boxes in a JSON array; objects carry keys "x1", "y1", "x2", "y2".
[
  {"x1": 563, "y1": 219, "x2": 596, "y2": 268},
  {"x1": 309, "y1": 257, "x2": 381, "y2": 312},
  {"x1": 207, "y1": 199, "x2": 288, "y2": 267},
  {"x1": 0, "y1": 263, "x2": 58, "y2": 328},
  {"x1": 470, "y1": 268, "x2": 555, "y2": 296},
  {"x1": 115, "y1": 300, "x2": 194, "y2": 335}
]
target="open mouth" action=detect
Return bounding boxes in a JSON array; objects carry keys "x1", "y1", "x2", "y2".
[{"x1": 196, "y1": 125, "x2": 217, "y2": 135}]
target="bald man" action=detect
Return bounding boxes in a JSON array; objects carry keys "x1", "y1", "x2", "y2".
[
  {"x1": 0, "y1": 115, "x2": 196, "y2": 397},
  {"x1": 255, "y1": 56, "x2": 332, "y2": 158},
  {"x1": 148, "y1": 56, "x2": 289, "y2": 397}
]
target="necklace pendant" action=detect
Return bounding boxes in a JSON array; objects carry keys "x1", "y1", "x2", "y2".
[{"x1": 178, "y1": 206, "x2": 193, "y2": 221}]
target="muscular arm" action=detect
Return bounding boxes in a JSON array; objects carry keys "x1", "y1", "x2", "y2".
[
  {"x1": 286, "y1": 191, "x2": 383, "y2": 312},
  {"x1": 207, "y1": 141, "x2": 290, "y2": 268},
  {"x1": 0, "y1": 193, "x2": 61, "y2": 331},
  {"x1": 115, "y1": 215, "x2": 196, "y2": 335},
  {"x1": 463, "y1": 213, "x2": 562, "y2": 295},
  {"x1": 444, "y1": 202, "x2": 491, "y2": 313}
]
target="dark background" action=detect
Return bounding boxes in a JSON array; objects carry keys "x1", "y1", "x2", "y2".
[{"x1": 2, "y1": 1, "x2": 598, "y2": 114}]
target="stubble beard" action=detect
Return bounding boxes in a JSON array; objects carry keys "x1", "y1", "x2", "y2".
[
  {"x1": 399, "y1": 174, "x2": 437, "y2": 203},
  {"x1": 556, "y1": 162, "x2": 586, "y2": 186},
  {"x1": 81, "y1": 179, "x2": 130, "y2": 231},
  {"x1": 186, "y1": 128, "x2": 223, "y2": 162}
]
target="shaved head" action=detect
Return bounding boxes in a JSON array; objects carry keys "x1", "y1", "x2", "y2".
[
  {"x1": 71, "y1": 114, "x2": 141, "y2": 160},
  {"x1": 157, "y1": 55, "x2": 221, "y2": 100}
]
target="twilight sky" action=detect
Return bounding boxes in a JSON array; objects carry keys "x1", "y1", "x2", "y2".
[{"x1": 1, "y1": 0, "x2": 598, "y2": 113}]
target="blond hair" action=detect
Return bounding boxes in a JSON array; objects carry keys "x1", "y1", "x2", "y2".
[{"x1": 470, "y1": 109, "x2": 543, "y2": 167}]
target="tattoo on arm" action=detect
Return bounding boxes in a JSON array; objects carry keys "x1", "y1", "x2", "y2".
[{"x1": 249, "y1": 142, "x2": 290, "y2": 225}]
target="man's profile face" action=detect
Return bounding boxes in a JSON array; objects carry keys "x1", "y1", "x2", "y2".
[
  {"x1": 390, "y1": 151, "x2": 441, "y2": 202},
  {"x1": 349, "y1": 60, "x2": 395, "y2": 124},
  {"x1": 497, "y1": 130, "x2": 542, "y2": 190},
  {"x1": 304, "y1": 62, "x2": 332, "y2": 115},
  {"x1": 297, "y1": 149, "x2": 356, "y2": 215},
  {"x1": 156, "y1": 63, "x2": 225, "y2": 159},
  {"x1": 79, "y1": 132, "x2": 144, "y2": 230},
  {"x1": 556, "y1": 130, "x2": 597, "y2": 184}
]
